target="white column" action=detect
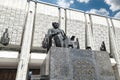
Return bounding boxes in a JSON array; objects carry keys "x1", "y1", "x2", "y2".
[
  {"x1": 59, "y1": 8, "x2": 66, "y2": 32},
  {"x1": 16, "y1": 1, "x2": 35, "y2": 80},
  {"x1": 108, "y1": 18, "x2": 120, "y2": 80},
  {"x1": 109, "y1": 26, "x2": 120, "y2": 80},
  {"x1": 85, "y1": 14, "x2": 94, "y2": 49}
]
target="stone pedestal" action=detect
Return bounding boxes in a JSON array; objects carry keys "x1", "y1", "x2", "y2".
[{"x1": 40, "y1": 47, "x2": 115, "y2": 80}]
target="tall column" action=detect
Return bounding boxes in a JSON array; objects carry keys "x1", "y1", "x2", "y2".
[
  {"x1": 107, "y1": 18, "x2": 120, "y2": 80},
  {"x1": 59, "y1": 8, "x2": 66, "y2": 32},
  {"x1": 16, "y1": 1, "x2": 35, "y2": 80},
  {"x1": 85, "y1": 14, "x2": 94, "y2": 50}
]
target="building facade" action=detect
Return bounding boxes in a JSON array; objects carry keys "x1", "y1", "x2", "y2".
[{"x1": 0, "y1": 0, "x2": 120, "y2": 80}]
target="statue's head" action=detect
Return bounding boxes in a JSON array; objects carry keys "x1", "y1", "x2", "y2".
[
  {"x1": 5, "y1": 28, "x2": 8, "y2": 32},
  {"x1": 102, "y1": 41, "x2": 105, "y2": 45},
  {"x1": 52, "y1": 22, "x2": 59, "y2": 29}
]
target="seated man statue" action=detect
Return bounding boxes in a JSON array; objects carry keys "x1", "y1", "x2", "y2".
[
  {"x1": 42, "y1": 22, "x2": 67, "y2": 51},
  {"x1": 48, "y1": 22, "x2": 67, "y2": 47},
  {"x1": 42, "y1": 22, "x2": 80, "y2": 51},
  {"x1": 0, "y1": 28, "x2": 10, "y2": 46}
]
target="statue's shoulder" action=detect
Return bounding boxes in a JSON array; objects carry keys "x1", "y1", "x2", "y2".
[
  {"x1": 48, "y1": 28, "x2": 53, "y2": 32},
  {"x1": 60, "y1": 29, "x2": 65, "y2": 33},
  {"x1": 48, "y1": 28, "x2": 56, "y2": 34},
  {"x1": 49, "y1": 28, "x2": 56, "y2": 30},
  {"x1": 48, "y1": 28, "x2": 52, "y2": 31},
  {"x1": 61, "y1": 29, "x2": 64, "y2": 32}
]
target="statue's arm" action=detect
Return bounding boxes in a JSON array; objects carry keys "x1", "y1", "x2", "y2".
[
  {"x1": 48, "y1": 29, "x2": 59, "y2": 37},
  {"x1": 61, "y1": 30, "x2": 67, "y2": 39}
]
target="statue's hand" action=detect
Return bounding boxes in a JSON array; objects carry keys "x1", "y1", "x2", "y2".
[
  {"x1": 57, "y1": 32, "x2": 60, "y2": 34},
  {"x1": 54, "y1": 32, "x2": 60, "y2": 35},
  {"x1": 51, "y1": 32, "x2": 59, "y2": 37}
]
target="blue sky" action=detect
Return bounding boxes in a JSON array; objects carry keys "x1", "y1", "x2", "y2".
[{"x1": 38, "y1": 0, "x2": 120, "y2": 19}]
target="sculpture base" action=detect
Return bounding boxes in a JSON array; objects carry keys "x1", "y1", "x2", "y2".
[{"x1": 40, "y1": 47, "x2": 115, "y2": 80}]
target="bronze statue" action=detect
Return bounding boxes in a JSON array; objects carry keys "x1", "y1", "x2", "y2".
[
  {"x1": 0, "y1": 28, "x2": 10, "y2": 46},
  {"x1": 42, "y1": 22, "x2": 67, "y2": 51},
  {"x1": 48, "y1": 22, "x2": 67, "y2": 47},
  {"x1": 100, "y1": 41, "x2": 106, "y2": 51},
  {"x1": 42, "y1": 22, "x2": 80, "y2": 51},
  {"x1": 76, "y1": 38, "x2": 80, "y2": 49}
]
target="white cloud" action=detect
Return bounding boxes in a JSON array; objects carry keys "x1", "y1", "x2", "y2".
[
  {"x1": 105, "y1": 0, "x2": 120, "y2": 11},
  {"x1": 77, "y1": 0, "x2": 90, "y2": 3},
  {"x1": 70, "y1": 0, "x2": 74, "y2": 4},
  {"x1": 57, "y1": 0, "x2": 74, "y2": 8},
  {"x1": 114, "y1": 11, "x2": 120, "y2": 19},
  {"x1": 87, "y1": 8, "x2": 109, "y2": 16}
]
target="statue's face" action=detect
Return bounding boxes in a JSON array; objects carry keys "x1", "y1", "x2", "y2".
[
  {"x1": 5, "y1": 28, "x2": 8, "y2": 32},
  {"x1": 52, "y1": 22, "x2": 59, "y2": 29}
]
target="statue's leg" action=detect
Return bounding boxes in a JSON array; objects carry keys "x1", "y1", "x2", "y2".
[{"x1": 63, "y1": 38, "x2": 69, "y2": 48}]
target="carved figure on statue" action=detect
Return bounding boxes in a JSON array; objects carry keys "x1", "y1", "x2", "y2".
[{"x1": 0, "y1": 28, "x2": 10, "y2": 46}]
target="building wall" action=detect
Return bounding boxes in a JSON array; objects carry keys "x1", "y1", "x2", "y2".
[
  {"x1": 66, "y1": 10, "x2": 85, "y2": 49},
  {"x1": 32, "y1": 3, "x2": 59, "y2": 48},
  {"x1": 0, "y1": 0, "x2": 27, "y2": 46},
  {"x1": 113, "y1": 19, "x2": 120, "y2": 56},
  {"x1": 91, "y1": 15, "x2": 110, "y2": 53},
  {"x1": 0, "y1": 0, "x2": 120, "y2": 80}
]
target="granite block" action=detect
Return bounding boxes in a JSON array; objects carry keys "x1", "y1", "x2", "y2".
[{"x1": 41, "y1": 47, "x2": 115, "y2": 80}]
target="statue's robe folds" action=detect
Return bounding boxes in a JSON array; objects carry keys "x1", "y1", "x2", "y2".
[{"x1": 48, "y1": 28, "x2": 66, "y2": 47}]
